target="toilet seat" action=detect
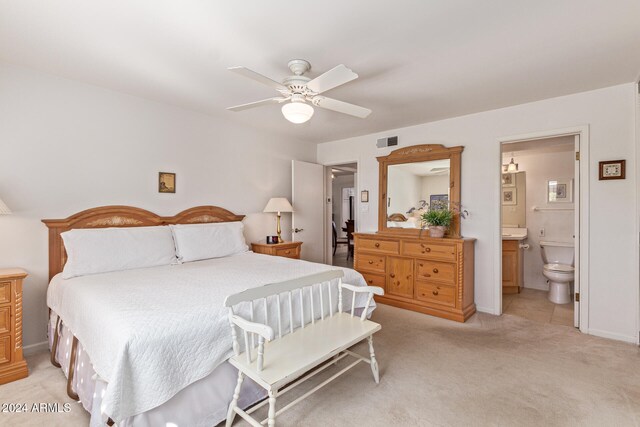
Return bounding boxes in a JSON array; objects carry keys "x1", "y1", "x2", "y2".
[{"x1": 544, "y1": 263, "x2": 574, "y2": 273}]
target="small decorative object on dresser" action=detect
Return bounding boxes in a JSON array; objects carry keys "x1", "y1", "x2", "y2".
[
  {"x1": 252, "y1": 241, "x2": 302, "y2": 259},
  {"x1": 0, "y1": 268, "x2": 28, "y2": 384}
]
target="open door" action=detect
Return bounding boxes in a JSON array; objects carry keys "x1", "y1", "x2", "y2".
[
  {"x1": 574, "y1": 135, "x2": 580, "y2": 328},
  {"x1": 292, "y1": 160, "x2": 325, "y2": 263}
]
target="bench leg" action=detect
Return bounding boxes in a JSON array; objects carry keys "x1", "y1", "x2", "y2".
[
  {"x1": 226, "y1": 370, "x2": 244, "y2": 427},
  {"x1": 267, "y1": 390, "x2": 277, "y2": 427},
  {"x1": 367, "y1": 335, "x2": 379, "y2": 384}
]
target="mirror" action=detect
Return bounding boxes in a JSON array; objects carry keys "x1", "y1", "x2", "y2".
[
  {"x1": 501, "y1": 171, "x2": 526, "y2": 227},
  {"x1": 386, "y1": 160, "x2": 451, "y2": 229},
  {"x1": 377, "y1": 144, "x2": 463, "y2": 237}
]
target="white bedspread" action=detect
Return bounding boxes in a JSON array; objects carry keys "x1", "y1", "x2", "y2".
[{"x1": 47, "y1": 252, "x2": 372, "y2": 423}]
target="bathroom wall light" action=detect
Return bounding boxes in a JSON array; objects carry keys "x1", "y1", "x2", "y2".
[{"x1": 503, "y1": 157, "x2": 519, "y2": 173}]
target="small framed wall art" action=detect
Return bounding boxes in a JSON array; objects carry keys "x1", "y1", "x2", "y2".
[
  {"x1": 361, "y1": 190, "x2": 369, "y2": 203},
  {"x1": 599, "y1": 160, "x2": 625, "y2": 180},
  {"x1": 502, "y1": 188, "x2": 517, "y2": 205},
  {"x1": 547, "y1": 179, "x2": 572, "y2": 203},
  {"x1": 502, "y1": 173, "x2": 515, "y2": 187},
  {"x1": 158, "y1": 172, "x2": 176, "y2": 193}
]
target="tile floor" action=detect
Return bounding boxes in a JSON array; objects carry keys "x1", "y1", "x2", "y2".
[{"x1": 503, "y1": 287, "x2": 574, "y2": 327}]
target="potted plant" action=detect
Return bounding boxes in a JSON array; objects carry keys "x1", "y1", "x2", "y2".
[{"x1": 420, "y1": 200, "x2": 467, "y2": 238}]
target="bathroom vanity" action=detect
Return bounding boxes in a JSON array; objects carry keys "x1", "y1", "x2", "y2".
[
  {"x1": 501, "y1": 228, "x2": 527, "y2": 294},
  {"x1": 354, "y1": 144, "x2": 476, "y2": 322}
]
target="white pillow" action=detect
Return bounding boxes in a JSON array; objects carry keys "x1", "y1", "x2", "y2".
[
  {"x1": 170, "y1": 222, "x2": 248, "y2": 263},
  {"x1": 61, "y1": 226, "x2": 177, "y2": 279}
]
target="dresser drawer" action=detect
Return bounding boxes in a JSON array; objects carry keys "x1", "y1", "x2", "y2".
[
  {"x1": 0, "y1": 281, "x2": 12, "y2": 304},
  {"x1": 356, "y1": 254, "x2": 386, "y2": 274},
  {"x1": 356, "y1": 237, "x2": 399, "y2": 255},
  {"x1": 416, "y1": 260, "x2": 456, "y2": 285},
  {"x1": 275, "y1": 246, "x2": 300, "y2": 259},
  {"x1": 402, "y1": 241, "x2": 456, "y2": 261},
  {"x1": 361, "y1": 273, "x2": 385, "y2": 288},
  {"x1": 415, "y1": 282, "x2": 456, "y2": 307},
  {"x1": 0, "y1": 307, "x2": 10, "y2": 335},
  {"x1": 0, "y1": 335, "x2": 10, "y2": 365}
]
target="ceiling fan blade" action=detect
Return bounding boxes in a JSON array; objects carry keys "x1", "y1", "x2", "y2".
[
  {"x1": 312, "y1": 96, "x2": 371, "y2": 118},
  {"x1": 306, "y1": 64, "x2": 358, "y2": 94},
  {"x1": 228, "y1": 66, "x2": 287, "y2": 91},
  {"x1": 227, "y1": 97, "x2": 288, "y2": 112}
]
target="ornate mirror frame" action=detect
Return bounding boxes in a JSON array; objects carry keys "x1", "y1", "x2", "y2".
[{"x1": 377, "y1": 144, "x2": 464, "y2": 237}]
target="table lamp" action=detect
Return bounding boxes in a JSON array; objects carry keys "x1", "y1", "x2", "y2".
[
  {"x1": 0, "y1": 197, "x2": 11, "y2": 215},
  {"x1": 263, "y1": 197, "x2": 293, "y2": 243}
]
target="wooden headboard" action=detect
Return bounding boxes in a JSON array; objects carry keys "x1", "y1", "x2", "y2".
[{"x1": 41, "y1": 205, "x2": 245, "y2": 281}]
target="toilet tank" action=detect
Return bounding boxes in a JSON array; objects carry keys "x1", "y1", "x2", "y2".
[{"x1": 540, "y1": 241, "x2": 574, "y2": 266}]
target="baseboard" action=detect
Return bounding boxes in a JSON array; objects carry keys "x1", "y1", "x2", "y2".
[
  {"x1": 587, "y1": 328, "x2": 638, "y2": 344},
  {"x1": 23, "y1": 341, "x2": 49, "y2": 356},
  {"x1": 476, "y1": 305, "x2": 498, "y2": 315}
]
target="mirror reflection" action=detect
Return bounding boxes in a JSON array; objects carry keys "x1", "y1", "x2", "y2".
[{"x1": 386, "y1": 159, "x2": 451, "y2": 228}]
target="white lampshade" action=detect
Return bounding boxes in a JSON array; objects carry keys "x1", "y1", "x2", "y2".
[
  {"x1": 281, "y1": 102, "x2": 314, "y2": 124},
  {"x1": 263, "y1": 197, "x2": 293, "y2": 214},
  {"x1": 0, "y1": 197, "x2": 11, "y2": 215}
]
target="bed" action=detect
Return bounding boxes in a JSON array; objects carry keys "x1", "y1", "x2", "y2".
[{"x1": 42, "y1": 206, "x2": 374, "y2": 426}]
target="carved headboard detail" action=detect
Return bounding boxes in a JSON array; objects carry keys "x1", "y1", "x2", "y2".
[{"x1": 41, "y1": 205, "x2": 245, "y2": 281}]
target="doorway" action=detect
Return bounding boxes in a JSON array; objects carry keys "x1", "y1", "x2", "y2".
[
  {"x1": 498, "y1": 127, "x2": 589, "y2": 333},
  {"x1": 327, "y1": 163, "x2": 357, "y2": 268}
]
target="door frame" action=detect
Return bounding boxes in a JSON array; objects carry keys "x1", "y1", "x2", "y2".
[
  {"x1": 323, "y1": 160, "x2": 360, "y2": 265},
  {"x1": 496, "y1": 126, "x2": 590, "y2": 334}
]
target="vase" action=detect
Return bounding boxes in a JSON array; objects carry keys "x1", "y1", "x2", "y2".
[{"x1": 428, "y1": 226, "x2": 446, "y2": 238}]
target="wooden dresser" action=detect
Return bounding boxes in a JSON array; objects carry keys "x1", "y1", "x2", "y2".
[
  {"x1": 0, "y1": 268, "x2": 28, "y2": 384},
  {"x1": 251, "y1": 241, "x2": 302, "y2": 260},
  {"x1": 354, "y1": 233, "x2": 475, "y2": 322}
]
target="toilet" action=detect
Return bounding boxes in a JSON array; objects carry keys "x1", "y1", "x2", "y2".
[{"x1": 540, "y1": 241, "x2": 574, "y2": 304}]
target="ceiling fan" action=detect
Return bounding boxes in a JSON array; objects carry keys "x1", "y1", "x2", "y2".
[{"x1": 227, "y1": 59, "x2": 372, "y2": 124}]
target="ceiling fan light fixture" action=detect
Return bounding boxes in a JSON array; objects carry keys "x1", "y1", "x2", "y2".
[{"x1": 281, "y1": 101, "x2": 314, "y2": 124}]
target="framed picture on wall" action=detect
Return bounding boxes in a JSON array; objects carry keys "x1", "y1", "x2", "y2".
[
  {"x1": 430, "y1": 194, "x2": 449, "y2": 208},
  {"x1": 502, "y1": 173, "x2": 515, "y2": 187},
  {"x1": 159, "y1": 172, "x2": 176, "y2": 193},
  {"x1": 547, "y1": 179, "x2": 572, "y2": 203},
  {"x1": 502, "y1": 188, "x2": 517, "y2": 205},
  {"x1": 599, "y1": 160, "x2": 625, "y2": 180}
]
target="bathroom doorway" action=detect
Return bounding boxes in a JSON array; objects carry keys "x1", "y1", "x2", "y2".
[{"x1": 498, "y1": 129, "x2": 587, "y2": 331}]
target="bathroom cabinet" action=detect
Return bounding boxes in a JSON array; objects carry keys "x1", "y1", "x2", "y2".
[{"x1": 502, "y1": 240, "x2": 524, "y2": 293}]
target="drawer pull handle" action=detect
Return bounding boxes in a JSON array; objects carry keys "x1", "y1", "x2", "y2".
[
  {"x1": 419, "y1": 263, "x2": 423, "y2": 267},
  {"x1": 425, "y1": 247, "x2": 431, "y2": 252},
  {"x1": 432, "y1": 290, "x2": 439, "y2": 296},
  {"x1": 374, "y1": 243, "x2": 380, "y2": 248},
  {"x1": 368, "y1": 260, "x2": 374, "y2": 264},
  {"x1": 285, "y1": 250, "x2": 291, "y2": 254},
  {"x1": 433, "y1": 268, "x2": 439, "y2": 273},
  {"x1": 390, "y1": 273, "x2": 396, "y2": 278}
]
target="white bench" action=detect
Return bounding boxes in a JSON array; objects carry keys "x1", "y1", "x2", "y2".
[{"x1": 223, "y1": 270, "x2": 384, "y2": 427}]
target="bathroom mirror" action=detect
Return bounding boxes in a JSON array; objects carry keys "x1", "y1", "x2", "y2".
[
  {"x1": 378, "y1": 144, "x2": 463, "y2": 237},
  {"x1": 501, "y1": 171, "x2": 526, "y2": 227}
]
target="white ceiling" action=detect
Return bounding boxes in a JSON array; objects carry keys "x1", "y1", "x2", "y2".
[
  {"x1": 392, "y1": 159, "x2": 450, "y2": 176},
  {"x1": 1, "y1": 1, "x2": 639, "y2": 144}
]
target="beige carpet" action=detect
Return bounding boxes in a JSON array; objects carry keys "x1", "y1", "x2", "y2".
[{"x1": 2, "y1": 304, "x2": 639, "y2": 426}]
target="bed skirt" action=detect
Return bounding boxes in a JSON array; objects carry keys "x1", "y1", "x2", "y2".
[{"x1": 48, "y1": 312, "x2": 266, "y2": 427}]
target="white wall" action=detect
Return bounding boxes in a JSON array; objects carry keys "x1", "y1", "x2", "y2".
[
  {"x1": 318, "y1": 83, "x2": 638, "y2": 343},
  {"x1": 0, "y1": 63, "x2": 316, "y2": 349},
  {"x1": 421, "y1": 174, "x2": 450, "y2": 202},
  {"x1": 506, "y1": 151, "x2": 575, "y2": 291},
  {"x1": 387, "y1": 167, "x2": 421, "y2": 215}
]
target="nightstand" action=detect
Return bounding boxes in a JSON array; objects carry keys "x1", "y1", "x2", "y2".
[
  {"x1": 251, "y1": 241, "x2": 303, "y2": 260},
  {"x1": 0, "y1": 268, "x2": 28, "y2": 385}
]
